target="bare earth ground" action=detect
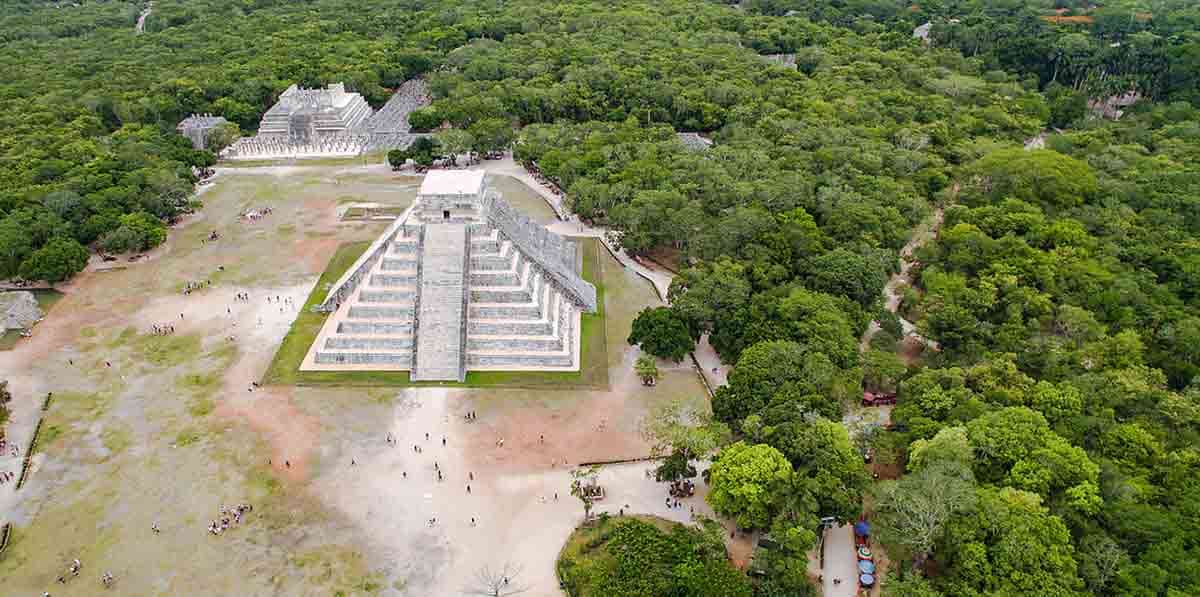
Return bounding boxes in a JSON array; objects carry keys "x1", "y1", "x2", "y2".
[{"x1": 0, "y1": 165, "x2": 713, "y2": 596}]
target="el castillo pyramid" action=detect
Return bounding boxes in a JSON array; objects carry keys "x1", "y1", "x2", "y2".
[{"x1": 301, "y1": 170, "x2": 597, "y2": 382}]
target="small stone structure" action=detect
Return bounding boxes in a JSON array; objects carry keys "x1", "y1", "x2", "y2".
[
  {"x1": 303, "y1": 170, "x2": 597, "y2": 381},
  {"x1": 677, "y1": 132, "x2": 713, "y2": 151},
  {"x1": 222, "y1": 79, "x2": 432, "y2": 159},
  {"x1": 176, "y1": 114, "x2": 229, "y2": 150},
  {"x1": 1089, "y1": 90, "x2": 1142, "y2": 120},
  {"x1": 761, "y1": 54, "x2": 797, "y2": 68},
  {"x1": 0, "y1": 291, "x2": 42, "y2": 330},
  {"x1": 913, "y1": 22, "x2": 933, "y2": 42}
]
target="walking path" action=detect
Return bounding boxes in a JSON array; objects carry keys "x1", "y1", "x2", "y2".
[
  {"x1": 858, "y1": 208, "x2": 944, "y2": 352},
  {"x1": 833, "y1": 206, "x2": 945, "y2": 595},
  {"x1": 823, "y1": 523, "x2": 860, "y2": 597}
]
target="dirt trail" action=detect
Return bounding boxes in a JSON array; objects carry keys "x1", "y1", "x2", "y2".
[{"x1": 859, "y1": 208, "x2": 944, "y2": 353}]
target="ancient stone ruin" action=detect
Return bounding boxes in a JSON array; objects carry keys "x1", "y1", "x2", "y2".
[
  {"x1": 677, "y1": 132, "x2": 713, "y2": 151},
  {"x1": 222, "y1": 80, "x2": 432, "y2": 159},
  {"x1": 0, "y1": 291, "x2": 43, "y2": 330},
  {"x1": 1089, "y1": 90, "x2": 1142, "y2": 120},
  {"x1": 302, "y1": 170, "x2": 598, "y2": 382},
  {"x1": 176, "y1": 114, "x2": 229, "y2": 150}
]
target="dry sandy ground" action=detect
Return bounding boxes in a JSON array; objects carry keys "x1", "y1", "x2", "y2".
[{"x1": 0, "y1": 164, "x2": 717, "y2": 596}]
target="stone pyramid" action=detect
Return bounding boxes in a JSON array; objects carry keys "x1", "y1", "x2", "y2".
[{"x1": 301, "y1": 170, "x2": 597, "y2": 382}]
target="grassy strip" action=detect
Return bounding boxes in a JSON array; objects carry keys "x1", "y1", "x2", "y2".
[
  {"x1": 261, "y1": 241, "x2": 373, "y2": 385},
  {"x1": 261, "y1": 238, "x2": 609, "y2": 390},
  {"x1": 221, "y1": 151, "x2": 387, "y2": 169}
]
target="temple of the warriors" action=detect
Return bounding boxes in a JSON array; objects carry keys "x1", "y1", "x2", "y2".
[
  {"x1": 302, "y1": 170, "x2": 598, "y2": 382},
  {"x1": 221, "y1": 80, "x2": 431, "y2": 159},
  {"x1": 257, "y1": 83, "x2": 373, "y2": 141}
]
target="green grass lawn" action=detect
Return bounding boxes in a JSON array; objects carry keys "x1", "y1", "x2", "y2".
[
  {"x1": 262, "y1": 238, "x2": 610, "y2": 390},
  {"x1": 0, "y1": 288, "x2": 65, "y2": 351}
]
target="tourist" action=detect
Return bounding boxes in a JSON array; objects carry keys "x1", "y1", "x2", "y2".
[
  {"x1": 442, "y1": 437, "x2": 446, "y2": 446},
  {"x1": 466, "y1": 484, "x2": 471, "y2": 494}
]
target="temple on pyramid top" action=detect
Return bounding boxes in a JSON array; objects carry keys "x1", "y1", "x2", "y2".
[{"x1": 301, "y1": 170, "x2": 598, "y2": 382}]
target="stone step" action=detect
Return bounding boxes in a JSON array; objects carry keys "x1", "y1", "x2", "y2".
[
  {"x1": 470, "y1": 288, "x2": 535, "y2": 304},
  {"x1": 315, "y1": 351, "x2": 413, "y2": 366},
  {"x1": 381, "y1": 258, "x2": 419, "y2": 271},
  {"x1": 359, "y1": 290, "x2": 416, "y2": 303},
  {"x1": 469, "y1": 270, "x2": 521, "y2": 287},
  {"x1": 467, "y1": 320, "x2": 554, "y2": 336},
  {"x1": 370, "y1": 274, "x2": 417, "y2": 287},
  {"x1": 469, "y1": 252, "x2": 519, "y2": 271},
  {"x1": 348, "y1": 305, "x2": 415, "y2": 319},
  {"x1": 467, "y1": 337, "x2": 564, "y2": 351},
  {"x1": 466, "y1": 353, "x2": 574, "y2": 367},
  {"x1": 469, "y1": 304, "x2": 544, "y2": 320},
  {"x1": 337, "y1": 321, "x2": 414, "y2": 335},
  {"x1": 325, "y1": 336, "x2": 414, "y2": 350}
]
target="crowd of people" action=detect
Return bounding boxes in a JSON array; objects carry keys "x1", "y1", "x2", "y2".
[
  {"x1": 149, "y1": 323, "x2": 176, "y2": 336},
  {"x1": 207, "y1": 503, "x2": 253, "y2": 535},
  {"x1": 182, "y1": 280, "x2": 211, "y2": 295},
  {"x1": 243, "y1": 206, "x2": 274, "y2": 222}
]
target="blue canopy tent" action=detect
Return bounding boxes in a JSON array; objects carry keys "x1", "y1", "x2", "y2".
[{"x1": 854, "y1": 521, "x2": 871, "y2": 537}]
